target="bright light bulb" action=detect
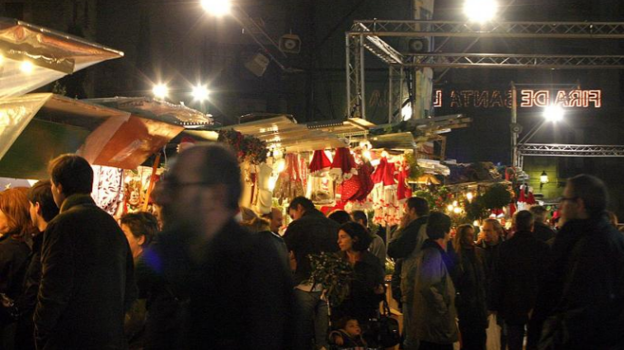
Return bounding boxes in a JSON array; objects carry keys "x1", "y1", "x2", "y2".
[
  {"x1": 152, "y1": 83, "x2": 169, "y2": 100},
  {"x1": 447, "y1": 204, "x2": 454, "y2": 212},
  {"x1": 473, "y1": 220, "x2": 480, "y2": 227},
  {"x1": 543, "y1": 105, "x2": 564, "y2": 122},
  {"x1": 402, "y1": 104, "x2": 413, "y2": 121},
  {"x1": 464, "y1": 0, "x2": 498, "y2": 22},
  {"x1": 20, "y1": 61, "x2": 34, "y2": 74},
  {"x1": 453, "y1": 200, "x2": 458, "y2": 207},
  {"x1": 363, "y1": 149, "x2": 372, "y2": 161},
  {"x1": 275, "y1": 159, "x2": 286, "y2": 173},
  {"x1": 466, "y1": 192, "x2": 474, "y2": 201},
  {"x1": 191, "y1": 84, "x2": 210, "y2": 102},
  {"x1": 201, "y1": 0, "x2": 232, "y2": 16},
  {"x1": 453, "y1": 207, "x2": 462, "y2": 214}
]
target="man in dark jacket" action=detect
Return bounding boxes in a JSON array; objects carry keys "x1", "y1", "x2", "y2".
[
  {"x1": 492, "y1": 210, "x2": 549, "y2": 350},
  {"x1": 528, "y1": 174, "x2": 624, "y2": 350},
  {"x1": 529, "y1": 206, "x2": 556, "y2": 242},
  {"x1": 387, "y1": 197, "x2": 429, "y2": 350},
  {"x1": 152, "y1": 144, "x2": 294, "y2": 350},
  {"x1": 12, "y1": 181, "x2": 59, "y2": 350},
  {"x1": 34, "y1": 155, "x2": 137, "y2": 349},
  {"x1": 283, "y1": 196, "x2": 339, "y2": 350}
]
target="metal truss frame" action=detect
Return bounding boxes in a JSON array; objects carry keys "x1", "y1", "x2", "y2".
[
  {"x1": 517, "y1": 143, "x2": 624, "y2": 168},
  {"x1": 346, "y1": 20, "x2": 624, "y2": 122},
  {"x1": 403, "y1": 53, "x2": 624, "y2": 69},
  {"x1": 349, "y1": 20, "x2": 624, "y2": 39}
]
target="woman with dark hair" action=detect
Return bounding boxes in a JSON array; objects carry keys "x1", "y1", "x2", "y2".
[
  {"x1": 333, "y1": 222, "x2": 385, "y2": 325},
  {"x1": 453, "y1": 225, "x2": 488, "y2": 350},
  {"x1": 0, "y1": 189, "x2": 37, "y2": 345}
]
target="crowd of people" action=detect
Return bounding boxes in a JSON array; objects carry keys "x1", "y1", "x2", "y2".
[{"x1": 0, "y1": 143, "x2": 623, "y2": 350}]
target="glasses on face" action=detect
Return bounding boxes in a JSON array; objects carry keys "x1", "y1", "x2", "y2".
[{"x1": 558, "y1": 196, "x2": 579, "y2": 203}]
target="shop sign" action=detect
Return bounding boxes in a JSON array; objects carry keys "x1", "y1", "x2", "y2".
[{"x1": 433, "y1": 89, "x2": 601, "y2": 109}]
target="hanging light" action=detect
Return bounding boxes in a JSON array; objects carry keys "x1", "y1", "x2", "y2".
[
  {"x1": 466, "y1": 192, "x2": 474, "y2": 201},
  {"x1": 540, "y1": 171, "x2": 549, "y2": 189}
]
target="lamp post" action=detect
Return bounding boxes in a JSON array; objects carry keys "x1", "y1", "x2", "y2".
[{"x1": 540, "y1": 170, "x2": 549, "y2": 189}]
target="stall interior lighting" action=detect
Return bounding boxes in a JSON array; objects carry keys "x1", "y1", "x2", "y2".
[{"x1": 20, "y1": 61, "x2": 34, "y2": 74}]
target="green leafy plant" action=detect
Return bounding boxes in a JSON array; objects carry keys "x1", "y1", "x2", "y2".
[
  {"x1": 306, "y1": 252, "x2": 354, "y2": 306},
  {"x1": 481, "y1": 184, "x2": 511, "y2": 210}
]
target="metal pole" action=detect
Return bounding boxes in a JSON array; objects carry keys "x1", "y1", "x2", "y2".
[
  {"x1": 511, "y1": 81, "x2": 518, "y2": 167},
  {"x1": 346, "y1": 33, "x2": 351, "y2": 118},
  {"x1": 388, "y1": 66, "x2": 393, "y2": 123},
  {"x1": 359, "y1": 34, "x2": 366, "y2": 120}
]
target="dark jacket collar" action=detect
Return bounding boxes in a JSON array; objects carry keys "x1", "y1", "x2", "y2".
[
  {"x1": 60, "y1": 194, "x2": 97, "y2": 213},
  {"x1": 406, "y1": 215, "x2": 428, "y2": 229},
  {"x1": 422, "y1": 238, "x2": 454, "y2": 273},
  {"x1": 559, "y1": 213, "x2": 612, "y2": 238},
  {"x1": 302, "y1": 208, "x2": 325, "y2": 219}
]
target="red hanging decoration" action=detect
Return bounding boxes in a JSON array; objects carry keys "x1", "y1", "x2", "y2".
[
  {"x1": 308, "y1": 150, "x2": 332, "y2": 176},
  {"x1": 329, "y1": 147, "x2": 358, "y2": 183}
]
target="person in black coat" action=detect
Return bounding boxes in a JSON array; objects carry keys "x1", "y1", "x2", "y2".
[
  {"x1": 283, "y1": 196, "x2": 339, "y2": 350},
  {"x1": 452, "y1": 224, "x2": 488, "y2": 350},
  {"x1": 151, "y1": 145, "x2": 294, "y2": 350},
  {"x1": 11, "y1": 181, "x2": 59, "y2": 350},
  {"x1": 34, "y1": 155, "x2": 137, "y2": 350},
  {"x1": 529, "y1": 206, "x2": 556, "y2": 242},
  {"x1": 333, "y1": 222, "x2": 385, "y2": 325},
  {"x1": 491, "y1": 211, "x2": 549, "y2": 350},
  {"x1": 121, "y1": 212, "x2": 183, "y2": 350},
  {"x1": 0, "y1": 188, "x2": 36, "y2": 350},
  {"x1": 528, "y1": 175, "x2": 624, "y2": 350}
]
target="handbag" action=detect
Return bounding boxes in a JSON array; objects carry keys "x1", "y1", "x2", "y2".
[{"x1": 370, "y1": 299, "x2": 401, "y2": 348}]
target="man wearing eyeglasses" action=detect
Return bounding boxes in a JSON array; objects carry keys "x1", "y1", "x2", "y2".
[
  {"x1": 151, "y1": 144, "x2": 294, "y2": 349},
  {"x1": 527, "y1": 174, "x2": 624, "y2": 350}
]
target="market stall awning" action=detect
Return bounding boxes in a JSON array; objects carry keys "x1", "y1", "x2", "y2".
[
  {"x1": 0, "y1": 93, "x2": 184, "y2": 178},
  {"x1": 0, "y1": 18, "x2": 123, "y2": 98},
  {"x1": 85, "y1": 97, "x2": 213, "y2": 127},
  {"x1": 221, "y1": 115, "x2": 348, "y2": 153}
]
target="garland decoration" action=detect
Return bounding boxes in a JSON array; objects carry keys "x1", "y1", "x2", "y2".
[{"x1": 218, "y1": 129, "x2": 268, "y2": 165}]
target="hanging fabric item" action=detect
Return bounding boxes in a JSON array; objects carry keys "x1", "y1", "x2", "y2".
[
  {"x1": 309, "y1": 150, "x2": 332, "y2": 177},
  {"x1": 254, "y1": 162, "x2": 274, "y2": 215},
  {"x1": 329, "y1": 147, "x2": 358, "y2": 183},
  {"x1": 353, "y1": 161, "x2": 375, "y2": 201},
  {"x1": 509, "y1": 201, "x2": 517, "y2": 217},
  {"x1": 526, "y1": 186, "x2": 537, "y2": 205},
  {"x1": 370, "y1": 157, "x2": 400, "y2": 227},
  {"x1": 396, "y1": 160, "x2": 412, "y2": 202},
  {"x1": 517, "y1": 184, "x2": 527, "y2": 211},
  {"x1": 273, "y1": 153, "x2": 305, "y2": 203}
]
